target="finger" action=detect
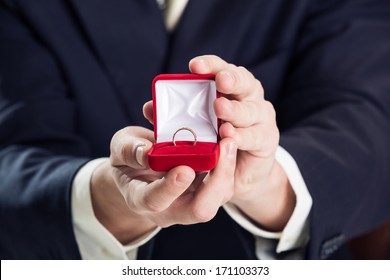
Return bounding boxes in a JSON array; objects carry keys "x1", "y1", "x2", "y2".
[
  {"x1": 214, "y1": 97, "x2": 262, "y2": 128},
  {"x1": 186, "y1": 172, "x2": 208, "y2": 193},
  {"x1": 112, "y1": 166, "x2": 163, "y2": 202},
  {"x1": 143, "y1": 101, "x2": 154, "y2": 125},
  {"x1": 110, "y1": 126, "x2": 155, "y2": 169},
  {"x1": 215, "y1": 67, "x2": 264, "y2": 101},
  {"x1": 131, "y1": 165, "x2": 196, "y2": 214},
  {"x1": 189, "y1": 55, "x2": 229, "y2": 74},
  {"x1": 219, "y1": 122, "x2": 279, "y2": 156},
  {"x1": 186, "y1": 138, "x2": 237, "y2": 222},
  {"x1": 189, "y1": 55, "x2": 264, "y2": 101}
]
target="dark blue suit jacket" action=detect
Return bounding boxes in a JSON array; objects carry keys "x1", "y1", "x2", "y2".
[{"x1": 1, "y1": 0, "x2": 390, "y2": 259}]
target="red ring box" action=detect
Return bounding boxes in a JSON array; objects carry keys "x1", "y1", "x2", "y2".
[{"x1": 148, "y1": 74, "x2": 220, "y2": 171}]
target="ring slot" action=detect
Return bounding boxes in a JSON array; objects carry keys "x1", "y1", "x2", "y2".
[{"x1": 172, "y1": 127, "x2": 197, "y2": 146}]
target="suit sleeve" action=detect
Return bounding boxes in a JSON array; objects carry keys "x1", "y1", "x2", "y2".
[
  {"x1": 0, "y1": 2, "x2": 89, "y2": 259},
  {"x1": 277, "y1": 0, "x2": 390, "y2": 259}
]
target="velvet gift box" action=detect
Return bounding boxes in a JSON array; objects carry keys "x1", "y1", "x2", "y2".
[{"x1": 148, "y1": 74, "x2": 220, "y2": 171}]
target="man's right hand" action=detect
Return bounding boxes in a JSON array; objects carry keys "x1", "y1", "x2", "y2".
[{"x1": 90, "y1": 126, "x2": 237, "y2": 245}]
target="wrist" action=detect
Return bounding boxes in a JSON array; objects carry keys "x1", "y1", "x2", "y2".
[
  {"x1": 231, "y1": 161, "x2": 296, "y2": 232},
  {"x1": 90, "y1": 160, "x2": 156, "y2": 244}
]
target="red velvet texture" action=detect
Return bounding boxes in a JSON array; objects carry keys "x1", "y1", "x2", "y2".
[{"x1": 148, "y1": 141, "x2": 220, "y2": 171}]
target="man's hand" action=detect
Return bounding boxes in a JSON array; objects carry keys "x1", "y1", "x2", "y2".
[
  {"x1": 90, "y1": 126, "x2": 238, "y2": 245},
  {"x1": 189, "y1": 55, "x2": 296, "y2": 231},
  {"x1": 145, "y1": 55, "x2": 296, "y2": 231}
]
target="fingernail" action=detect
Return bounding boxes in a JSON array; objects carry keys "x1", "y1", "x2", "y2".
[
  {"x1": 134, "y1": 142, "x2": 146, "y2": 167},
  {"x1": 226, "y1": 142, "x2": 237, "y2": 159}
]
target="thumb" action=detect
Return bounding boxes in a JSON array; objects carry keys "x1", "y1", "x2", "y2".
[{"x1": 110, "y1": 127, "x2": 154, "y2": 169}]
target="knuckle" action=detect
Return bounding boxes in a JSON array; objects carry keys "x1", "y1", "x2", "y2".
[
  {"x1": 111, "y1": 128, "x2": 124, "y2": 142},
  {"x1": 255, "y1": 80, "x2": 264, "y2": 97},
  {"x1": 109, "y1": 155, "x2": 115, "y2": 166},
  {"x1": 109, "y1": 130, "x2": 122, "y2": 155},
  {"x1": 209, "y1": 54, "x2": 220, "y2": 61},
  {"x1": 142, "y1": 195, "x2": 165, "y2": 213},
  {"x1": 263, "y1": 101, "x2": 276, "y2": 121},
  {"x1": 237, "y1": 65, "x2": 247, "y2": 74},
  {"x1": 120, "y1": 144, "x2": 132, "y2": 165},
  {"x1": 191, "y1": 205, "x2": 215, "y2": 223},
  {"x1": 236, "y1": 66, "x2": 248, "y2": 82},
  {"x1": 264, "y1": 100, "x2": 275, "y2": 114},
  {"x1": 254, "y1": 79, "x2": 262, "y2": 90},
  {"x1": 227, "y1": 62, "x2": 237, "y2": 69},
  {"x1": 238, "y1": 66, "x2": 254, "y2": 81}
]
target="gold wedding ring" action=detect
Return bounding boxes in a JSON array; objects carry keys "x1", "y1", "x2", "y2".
[{"x1": 172, "y1": 127, "x2": 197, "y2": 146}]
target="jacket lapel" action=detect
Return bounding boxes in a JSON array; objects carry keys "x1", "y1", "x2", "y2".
[{"x1": 67, "y1": 0, "x2": 169, "y2": 125}]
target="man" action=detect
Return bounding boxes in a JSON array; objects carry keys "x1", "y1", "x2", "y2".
[{"x1": 1, "y1": 0, "x2": 390, "y2": 259}]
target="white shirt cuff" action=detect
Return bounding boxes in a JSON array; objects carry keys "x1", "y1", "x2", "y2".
[
  {"x1": 275, "y1": 146, "x2": 312, "y2": 253},
  {"x1": 71, "y1": 158, "x2": 160, "y2": 260},
  {"x1": 223, "y1": 146, "x2": 312, "y2": 258}
]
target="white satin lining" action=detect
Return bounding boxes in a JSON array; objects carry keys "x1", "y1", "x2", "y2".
[{"x1": 155, "y1": 80, "x2": 218, "y2": 143}]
